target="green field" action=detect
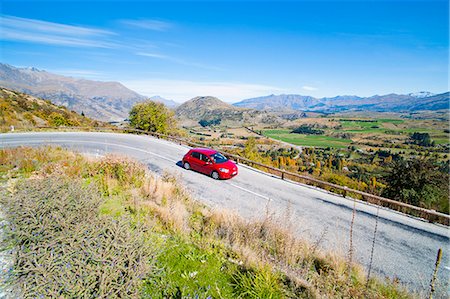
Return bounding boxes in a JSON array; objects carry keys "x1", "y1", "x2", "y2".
[
  {"x1": 263, "y1": 129, "x2": 352, "y2": 148},
  {"x1": 337, "y1": 119, "x2": 449, "y2": 144},
  {"x1": 339, "y1": 119, "x2": 405, "y2": 133},
  {"x1": 433, "y1": 137, "x2": 450, "y2": 145}
]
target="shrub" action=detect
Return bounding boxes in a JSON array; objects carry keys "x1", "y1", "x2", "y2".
[{"x1": 1, "y1": 178, "x2": 154, "y2": 298}]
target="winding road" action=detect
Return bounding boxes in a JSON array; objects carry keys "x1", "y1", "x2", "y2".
[{"x1": 1, "y1": 132, "x2": 449, "y2": 295}]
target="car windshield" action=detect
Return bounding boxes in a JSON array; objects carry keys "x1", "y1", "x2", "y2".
[{"x1": 210, "y1": 152, "x2": 228, "y2": 164}]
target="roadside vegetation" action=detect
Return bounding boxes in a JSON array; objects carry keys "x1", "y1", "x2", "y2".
[
  {"x1": 0, "y1": 87, "x2": 101, "y2": 132},
  {"x1": 0, "y1": 146, "x2": 413, "y2": 298}
]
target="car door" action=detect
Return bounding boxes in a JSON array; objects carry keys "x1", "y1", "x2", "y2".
[
  {"x1": 189, "y1": 151, "x2": 203, "y2": 171},
  {"x1": 199, "y1": 153, "x2": 214, "y2": 175}
]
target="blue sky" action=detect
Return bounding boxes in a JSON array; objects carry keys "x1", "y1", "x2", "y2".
[{"x1": 1, "y1": 0, "x2": 448, "y2": 102}]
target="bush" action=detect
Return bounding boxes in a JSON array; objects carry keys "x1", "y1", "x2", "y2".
[
  {"x1": 1, "y1": 178, "x2": 154, "y2": 298},
  {"x1": 49, "y1": 112, "x2": 69, "y2": 126}
]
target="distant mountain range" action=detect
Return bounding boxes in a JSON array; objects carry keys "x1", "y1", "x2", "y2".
[
  {"x1": 1, "y1": 63, "x2": 447, "y2": 123},
  {"x1": 0, "y1": 63, "x2": 146, "y2": 121},
  {"x1": 0, "y1": 63, "x2": 178, "y2": 121},
  {"x1": 234, "y1": 92, "x2": 449, "y2": 113}
]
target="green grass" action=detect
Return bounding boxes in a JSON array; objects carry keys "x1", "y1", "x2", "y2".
[
  {"x1": 431, "y1": 137, "x2": 450, "y2": 145},
  {"x1": 263, "y1": 129, "x2": 352, "y2": 148},
  {"x1": 376, "y1": 119, "x2": 405, "y2": 124},
  {"x1": 143, "y1": 237, "x2": 239, "y2": 298},
  {"x1": 338, "y1": 119, "x2": 402, "y2": 134},
  {"x1": 99, "y1": 195, "x2": 126, "y2": 217},
  {"x1": 340, "y1": 120, "x2": 379, "y2": 129}
]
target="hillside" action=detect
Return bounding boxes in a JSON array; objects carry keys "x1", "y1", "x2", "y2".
[
  {"x1": 0, "y1": 63, "x2": 145, "y2": 121},
  {"x1": 0, "y1": 87, "x2": 101, "y2": 131},
  {"x1": 234, "y1": 92, "x2": 450, "y2": 113},
  {"x1": 175, "y1": 96, "x2": 282, "y2": 126}
]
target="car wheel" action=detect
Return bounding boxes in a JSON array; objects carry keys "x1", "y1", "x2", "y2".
[
  {"x1": 211, "y1": 171, "x2": 220, "y2": 180},
  {"x1": 183, "y1": 162, "x2": 191, "y2": 170}
]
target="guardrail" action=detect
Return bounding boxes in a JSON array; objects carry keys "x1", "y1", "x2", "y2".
[{"x1": 6, "y1": 125, "x2": 450, "y2": 225}]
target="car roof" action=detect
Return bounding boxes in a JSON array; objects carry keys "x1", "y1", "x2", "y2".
[{"x1": 191, "y1": 148, "x2": 218, "y2": 155}]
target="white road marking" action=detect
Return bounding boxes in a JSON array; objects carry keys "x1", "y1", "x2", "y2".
[
  {"x1": 228, "y1": 182, "x2": 272, "y2": 201},
  {"x1": 3, "y1": 139, "x2": 178, "y2": 163}
]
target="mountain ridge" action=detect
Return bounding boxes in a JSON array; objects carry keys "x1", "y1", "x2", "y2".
[{"x1": 234, "y1": 92, "x2": 449, "y2": 113}]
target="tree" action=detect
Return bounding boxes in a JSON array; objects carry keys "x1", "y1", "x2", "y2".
[
  {"x1": 199, "y1": 118, "x2": 221, "y2": 127},
  {"x1": 410, "y1": 132, "x2": 433, "y2": 147},
  {"x1": 382, "y1": 158, "x2": 449, "y2": 212},
  {"x1": 291, "y1": 125, "x2": 324, "y2": 135},
  {"x1": 383, "y1": 155, "x2": 392, "y2": 164},
  {"x1": 129, "y1": 101, "x2": 177, "y2": 135},
  {"x1": 243, "y1": 137, "x2": 262, "y2": 162}
]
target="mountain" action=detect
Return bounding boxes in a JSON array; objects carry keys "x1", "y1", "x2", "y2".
[
  {"x1": 175, "y1": 96, "x2": 281, "y2": 126},
  {"x1": 0, "y1": 63, "x2": 146, "y2": 121},
  {"x1": 0, "y1": 87, "x2": 102, "y2": 131},
  {"x1": 234, "y1": 92, "x2": 449, "y2": 113},
  {"x1": 149, "y1": 96, "x2": 179, "y2": 108},
  {"x1": 233, "y1": 94, "x2": 316, "y2": 111}
]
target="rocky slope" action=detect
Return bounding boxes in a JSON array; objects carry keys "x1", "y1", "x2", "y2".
[{"x1": 0, "y1": 87, "x2": 102, "y2": 131}]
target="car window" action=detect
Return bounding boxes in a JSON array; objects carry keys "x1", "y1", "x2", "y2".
[
  {"x1": 191, "y1": 151, "x2": 201, "y2": 159},
  {"x1": 200, "y1": 154, "x2": 210, "y2": 162},
  {"x1": 210, "y1": 153, "x2": 228, "y2": 164}
]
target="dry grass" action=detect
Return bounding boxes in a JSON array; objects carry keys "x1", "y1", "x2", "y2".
[{"x1": 131, "y1": 172, "x2": 411, "y2": 298}]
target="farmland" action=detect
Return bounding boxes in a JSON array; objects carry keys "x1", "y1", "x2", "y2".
[
  {"x1": 183, "y1": 115, "x2": 449, "y2": 215},
  {"x1": 260, "y1": 117, "x2": 449, "y2": 149},
  {"x1": 262, "y1": 129, "x2": 352, "y2": 148}
]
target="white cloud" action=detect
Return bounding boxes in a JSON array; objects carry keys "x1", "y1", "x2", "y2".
[
  {"x1": 122, "y1": 79, "x2": 286, "y2": 102},
  {"x1": 120, "y1": 19, "x2": 173, "y2": 31},
  {"x1": 302, "y1": 85, "x2": 318, "y2": 91},
  {"x1": 48, "y1": 69, "x2": 105, "y2": 79},
  {"x1": 136, "y1": 52, "x2": 224, "y2": 71},
  {"x1": 0, "y1": 15, "x2": 117, "y2": 48},
  {"x1": 136, "y1": 52, "x2": 170, "y2": 59}
]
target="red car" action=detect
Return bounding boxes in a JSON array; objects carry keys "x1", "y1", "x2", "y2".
[{"x1": 182, "y1": 148, "x2": 238, "y2": 179}]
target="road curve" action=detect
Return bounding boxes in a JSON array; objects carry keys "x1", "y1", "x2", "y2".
[{"x1": 1, "y1": 132, "x2": 449, "y2": 294}]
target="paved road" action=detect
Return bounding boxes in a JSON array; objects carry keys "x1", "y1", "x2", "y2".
[{"x1": 1, "y1": 132, "x2": 449, "y2": 295}]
